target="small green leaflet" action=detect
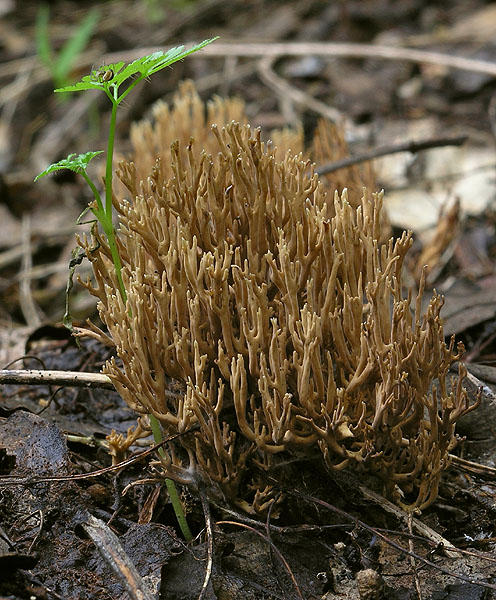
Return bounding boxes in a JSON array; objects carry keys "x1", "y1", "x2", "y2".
[
  {"x1": 34, "y1": 151, "x2": 103, "y2": 180},
  {"x1": 54, "y1": 63, "x2": 125, "y2": 93},
  {"x1": 54, "y1": 38, "x2": 218, "y2": 95}
]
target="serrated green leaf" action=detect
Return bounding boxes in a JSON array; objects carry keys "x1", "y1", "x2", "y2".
[
  {"x1": 113, "y1": 38, "x2": 218, "y2": 87},
  {"x1": 34, "y1": 150, "x2": 103, "y2": 181},
  {"x1": 54, "y1": 75, "x2": 105, "y2": 93},
  {"x1": 144, "y1": 38, "x2": 218, "y2": 76},
  {"x1": 112, "y1": 56, "x2": 155, "y2": 84},
  {"x1": 116, "y1": 48, "x2": 186, "y2": 84}
]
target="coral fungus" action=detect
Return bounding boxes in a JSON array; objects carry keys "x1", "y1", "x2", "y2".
[{"x1": 79, "y1": 83, "x2": 479, "y2": 512}]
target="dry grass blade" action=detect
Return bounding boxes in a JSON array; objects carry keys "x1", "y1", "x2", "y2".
[
  {"x1": 450, "y1": 455, "x2": 496, "y2": 478},
  {"x1": 358, "y1": 485, "x2": 460, "y2": 559},
  {"x1": 408, "y1": 512, "x2": 423, "y2": 600},
  {"x1": 198, "y1": 487, "x2": 214, "y2": 600},
  {"x1": 81, "y1": 514, "x2": 155, "y2": 600}
]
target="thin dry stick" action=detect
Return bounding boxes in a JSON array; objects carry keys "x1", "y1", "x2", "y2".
[
  {"x1": 264, "y1": 493, "x2": 290, "y2": 597},
  {"x1": 257, "y1": 55, "x2": 343, "y2": 123},
  {"x1": 450, "y1": 455, "x2": 496, "y2": 479},
  {"x1": 374, "y1": 526, "x2": 496, "y2": 564},
  {"x1": 198, "y1": 42, "x2": 496, "y2": 78},
  {"x1": 0, "y1": 368, "x2": 184, "y2": 403},
  {"x1": 0, "y1": 45, "x2": 103, "y2": 107},
  {"x1": 211, "y1": 501, "x2": 297, "y2": 535},
  {"x1": 316, "y1": 135, "x2": 468, "y2": 175},
  {"x1": 1, "y1": 63, "x2": 32, "y2": 132},
  {"x1": 0, "y1": 368, "x2": 115, "y2": 389},
  {"x1": 358, "y1": 485, "x2": 459, "y2": 558},
  {"x1": 0, "y1": 229, "x2": 76, "y2": 270},
  {"x1": 0, "y1": 245, "x2": 26, "y2": 270},
  {"x1": 198, "y1": 487, "x2": 214, "y2": 600},
  {"x1": 0, "y1": 430, "x2": 196, "y2": 487},
  {"x1": 219, "y1": 55, "x2": 239, "y2": 97},
  {"x1": 5, "y1": 41, "x2": 493, "y2": 110},
  {"x1": 3, "y1": 355, "x2": 48, "y2": 370},
  {"x1": 31, "y1": 93, "x2": 97, "y2": 173},
  {"x1": 408, "y1": 512, "x2": 423, "y2": 600}
]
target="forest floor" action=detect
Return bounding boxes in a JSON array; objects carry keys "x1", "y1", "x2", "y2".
[{"x1": 1, "y1": 1, "x2": 496, "y2": 598}]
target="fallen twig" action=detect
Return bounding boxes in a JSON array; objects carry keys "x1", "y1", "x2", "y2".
[
  {"x1": 374, "y1": 526, "x2": 496, "y2": 565},
  {"x1": 450, "y1": 454, "x2": 496, "y2": 479},
  {"x1": 264, "y1": 493, "x2": 290, "y2": 596},
  {"x1": 197, "y1": 42, "x2": 496, "y2": 78},
  {"x1": 257, "y1": 55, "x2": 343, "y2": 124},
  {"x1": 316, "y1": 135, "x2": 468, "y2": 175},
  {"x1": 358, "y1": 485, "x2": 460, "y2": 559},
  {"x1": 0, "y1": 368, "x2": 114, "y2": 390}
]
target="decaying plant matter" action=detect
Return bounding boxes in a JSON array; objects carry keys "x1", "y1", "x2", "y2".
[{"x1": 78, "y1": 84, "x2": 479, "y2": 512}]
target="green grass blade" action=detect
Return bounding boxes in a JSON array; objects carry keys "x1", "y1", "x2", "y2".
[
  {"x1": 35, "y1": 4, "x2": 53, "y2": 70},
  {"x1": 54, "y1": 7, "x2": 100, "y2": 87}
]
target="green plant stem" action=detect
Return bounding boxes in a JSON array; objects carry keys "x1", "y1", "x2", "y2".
[
  {"x1": 81, "y1": 172, "x2": 104, "y2": 215},
  {"x1": 82, "y1": 171, "x2": 125, "y2": 300},
  {"x1": 105, "y1": 100, "x2": 118, "y2": 217},
  {"x1": 117, "y1": 77, "x2": 142, "y2": 105},
  {"x1": 150, "y1": 414, "x2": 193, "y2": 541},
  {"x1": 105, "y1": 225, "x2": 126, "y2": 302},
  {"x1": 165, "y1": 478, "x2": 193, "y2": 541},
  {"x1": 104, "y1": 213, "x2": 189, "y2": 538},
  {"x1": 100, "y1": 97, "x2": 191, "y2": 542}
]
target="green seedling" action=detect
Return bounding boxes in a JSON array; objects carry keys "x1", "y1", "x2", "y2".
[
  {"x1": 35, "y1": 38, "x2": 219, "y2": 541},
  {"x1": 36, "y1": 5, "x2": 100, "y2": 92}
]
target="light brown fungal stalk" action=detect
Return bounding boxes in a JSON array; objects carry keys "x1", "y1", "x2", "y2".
[{"x1": 78, "y1": 84, "x2": 479, "y2": 512}]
